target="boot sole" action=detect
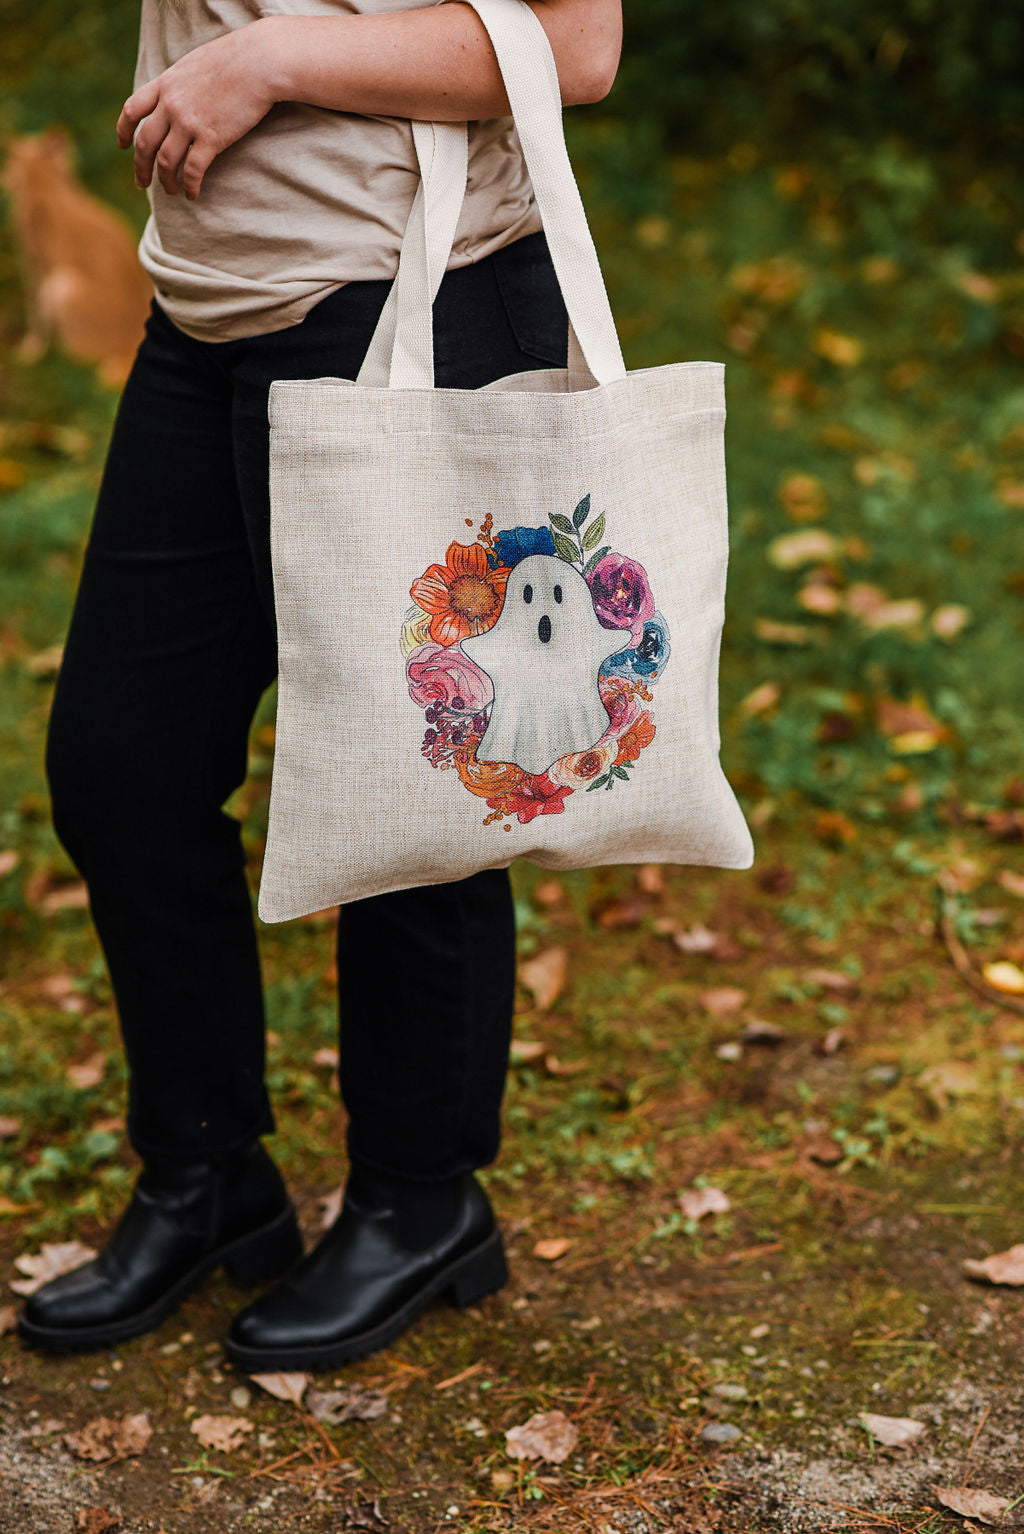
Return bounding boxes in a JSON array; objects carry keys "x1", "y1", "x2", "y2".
[
  {"x1": 16, "y1": 1203, "x2": 304, "y2": 1355},
  {"x1": 223, "y1": 1225, "x2": 509, "y2": 1374}
]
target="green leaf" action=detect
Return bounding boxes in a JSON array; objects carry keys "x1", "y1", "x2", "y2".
[
  {"x1": 582, "y1": 512, "x2": 606, "y2": 551},
  {"x1": 611, "y1": 764, "x2": 631, "y2": 781},
  {"x1": 549, "y1": 512, "x2": 576, "y2": 536},
  {"x1": 586, "y1": 773, "x2": 610, "y2": 791},
  {"x1": 553, "y1": 532, "x2": 580, "y2": 565},
  {"x1": 582, "y1": 544, "x2": 611, "y2": 577},
  {"x1": 572, "y1": 493, "x2": 591, "y2": 529}
]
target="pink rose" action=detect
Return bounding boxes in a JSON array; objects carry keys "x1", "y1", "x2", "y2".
[{"x1": 406, "y1": 642, "x2": 493, "y2": 714}]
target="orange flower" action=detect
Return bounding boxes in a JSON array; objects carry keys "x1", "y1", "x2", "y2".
[
  {"x1": 615, "y1": 710, "x2": 656, "y2": 764},
  {"x1": 410, "y1": 542, "x2": 510, "y2": 647},
  {"x1": 455, "y1": 750, "x2": 526, "y2": 800}
]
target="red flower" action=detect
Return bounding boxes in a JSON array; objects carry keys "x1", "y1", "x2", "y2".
[
  {"x1": 487, "y1": 773, "x2": 572, "y2": 824},
  {"x1": 410, "y1": 541, "x2": 510, "y2": 647},
  {"x1": 615, "y1": 711, "x2": 656, "y2": 765}
]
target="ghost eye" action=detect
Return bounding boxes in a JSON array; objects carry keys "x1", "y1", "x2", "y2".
[
  {"x1": 523, "y1": 584, "x2": 533, "y2": 604},
  {"x1": 553, "y1": 584, "x2": 563, "y2": 604}
]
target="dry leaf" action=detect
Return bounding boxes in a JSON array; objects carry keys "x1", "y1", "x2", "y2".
[
  {"x1": 0, "y1": 850, "x2": 19, "y2": 879},
  {"x1": 963, "y1": 1244, "x2": 1024, "y2": 1286},
  {"x1": 533, "y1": 1237, "x2": 571, "y2": 1262},
  {"x1": 739, "y1": 681, "x2": 781, "y2": 716},
  {"x1": 305, "y1": 1386, "x2": 388, "y2": 1424},
  {"x1": 74, "y1": 1510, "x2": 120, "y2": 1534},
  {"x1": 190, "y1": 1414, "x2": 253, "y2": 1453},
  {"x1": 767, "y1": 528, "x2": 838, "y2": 570},
  {"x1": 805, "y1": 968, "x2": 858, "y2": 994},
  {"x1": 0, "y1": 1117, "x2": 21, "y2": 1140},
  {"x1": 680, "y1": 1187, "x2": 730, "y2": 1220},
  {"x1": 25, "y1": 872, "x2": 89, "y2": 914},
  {"x1": 544, "y1": 1054, "x2": 586, "y2": 1077},
  {"x1": 740, "y1": 1018, "x2": 786, "y2": 1044},
  {"x1": 931, "y1": 604, "x2": 970, "y2": 640},
  {"x1": 804, "y1": 1134, "x2": 844, "y2": 1165},
  {"x1": 812, "y1": 327, "x2": 863, "y2": 366},
  {"x1": 857, "y1": 1412, "x2": 926, "y2": 1448},
  {"x1": 509, "y1": 1039, "x2": 546, "y2": 1065},
  {"x1": 778, "y1": 472, "x2": 827, "y2": 522},
  {"x1": 312, "y1": 1047, "x2": 339, "y2": 1068},
  {"x1": 11, "y1": 1240, "x2": 97, "y2": 1295},
  {"x1": 67, "y1": 1052, "x2": 105, "y2": 1091},
  {"x1": 532, "y1": 879, "x2": 565, "y2": 908},
  {"x1": 996, "y1": 869, "x2": 1024, "y2": 899},
  {"x1": 918, "y1": 1061, "x2": 979, "y2": 1106},
  {"x1": 798, "y1": 583, "x2": 842, "y2": 616},
  {"x1": 319, "y1": 1187, "x2": 343, "y2": 1229},
  {"x1": 593, "y1": 897, "x2": 647, "y2": 930},
  {"x1": 637, "y1": 864, "x2": 666, "y2": 895},
  {"x1": 934, "y1": 1486, "x2": 1011, "y2": 1524},
  {"x1": 982, "y1": 961, "x2": 1024, "y2": 995},
  {"x1": 518, "y1": 947, "x2": 568, "y2": 1011},
  {"x1": 700, "y1": 987, "x2": 748, "y2": 1017},
  {"x1": 0, "y1": 1304, "x2": 18, "y2": 1335},
  {"x1": 817, "y1": 1027, "x2": 846, "y2": 1056},
  {"x1": 754, "y1": 619, "x2": 822, "y2": 646},
  {"x1": 250, "y1": 1371, "x2": 309, "y2": 1407},
  {"x1": 859, "y1": 598, "x2": 925, "y2": 631},
  {"x1": 505, "y1": 1408, "x2": 578, "y2": 1463},
  {"x1": 66, "y1": 1412, "x2": 152, "y2": 1463}
]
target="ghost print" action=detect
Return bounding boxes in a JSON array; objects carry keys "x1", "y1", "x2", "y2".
[{"x1": 460, "y1": 554, "x2": 632, "y2": 777}]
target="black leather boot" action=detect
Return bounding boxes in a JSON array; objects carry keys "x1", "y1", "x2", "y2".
[
  {"x1": 224, "y1": 1165, "x2": 508, "y2": 1372},
  {"x1": 17, "y1": 1141, "x2": 302, "y2": 1352}
]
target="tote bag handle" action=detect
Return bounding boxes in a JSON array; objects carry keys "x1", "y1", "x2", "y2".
[{"x1": 356, "y1": 0, "x2": 626, "y2": 391}]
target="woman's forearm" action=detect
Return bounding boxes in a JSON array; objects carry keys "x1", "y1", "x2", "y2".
[{"x1": 261, "y1": 1, "x2": 622, "y2": 119}]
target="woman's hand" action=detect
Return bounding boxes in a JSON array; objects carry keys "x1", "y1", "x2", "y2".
[{"x1": 116, "y1": 21, "x2": 279, "y2": 201}]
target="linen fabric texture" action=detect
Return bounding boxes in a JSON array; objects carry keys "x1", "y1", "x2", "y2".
[{"x1": 258, "y1": 0, "x2": 753, "y2": 922}]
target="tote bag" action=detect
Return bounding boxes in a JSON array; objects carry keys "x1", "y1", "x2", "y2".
[{"x1": 257, "y1": 0, "x2": 753, "y2": 924}]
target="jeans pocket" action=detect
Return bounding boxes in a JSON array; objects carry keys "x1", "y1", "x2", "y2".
[{"x1": 491, "y1": 231, "x2": 569, "y2": 367}]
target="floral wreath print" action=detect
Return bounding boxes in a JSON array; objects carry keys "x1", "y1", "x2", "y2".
[{"x1": 400, "y1": 494, "x2": 671, "y2": 829}]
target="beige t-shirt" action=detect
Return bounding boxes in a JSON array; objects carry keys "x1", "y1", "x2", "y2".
[{"x1": 134, "y1": 0, "x2": 542, "y2": 341}]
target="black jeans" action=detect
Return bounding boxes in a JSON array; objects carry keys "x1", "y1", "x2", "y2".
[{"x1": 45, "y1": 230, "x2": 569, "y2": 1182}]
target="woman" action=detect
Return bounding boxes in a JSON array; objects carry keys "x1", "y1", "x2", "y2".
[{"x1": 16, "y1": 0, "x2": 622, "y2": 1372}]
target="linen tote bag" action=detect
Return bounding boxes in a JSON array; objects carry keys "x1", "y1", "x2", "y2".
[{"x1": 257, "y1": 0, "x2": 754, "y2": 924}]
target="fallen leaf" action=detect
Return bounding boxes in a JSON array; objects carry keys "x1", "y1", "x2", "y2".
[
  {"x1": 857, "y1": 1412, "x2": 926, "y2": 1448},
  {"x1": 673, "y1": 923, "x2": 718, "y2": 954},
  {"x1": 754, "y1": 619, "x2": 822, "y2": 646},
  {"x1": 0, "y1": 1305, "x2": 17, "y2": 1335},
  {"x1": 66, "y1": 1412, "x2": 152, "y2": 1463},
  {"x1": 636, "y1": 864, "x2": 666, "y2": 895},
  {"x1": 25, "y1": 644, "x2": 64, "y2": 677},
  {"x1": 817, "y1": 1027, "x2": 846, "y2": 1056},
  {"x1": 250, "y1": 1372, "x2": 309, "y2": 1407},
  {"x1": 518, "y1": 947, "x2": 568, "y2": 1011},
  {"x1": 338, "y1": 1498, "x2": 388, "y2": 1529},
  {"x1": 25, "y1": 871, "x2": 89, "y2": 914},
  {"x1": 533, "y1": 1237, "x2": 571, "y2": 1261},
  {"x1": 509, "y1": 1039, "x2": 546, "y2": 1065},
  {"x1": 532, "y1": 879, "x2": 564, "y2": 908},
  {"x1": 505, "y1": 1408, "x2": 578, "y2": 1463},
  {"x1": 767, "y1": 528, "x2": 838, "y2": 570},
  {"x1": 305, "y1": 1386, "x2": 388, "y2": 1424},
  {"x1": 190, "y1": 1414, "x2": 253, "y2": 1453},
  {"x1": 0, "y1": 1117, "x2": 21, "y2": 1140},
  {"x1": 11, "y1": 1241, "x2": 97, "y2": 1296},
  {"x1": 982, "y1": 961, "x2": 1024, "y2": 995},
  {"x1": 67, "y1": 1052, "x2": 105, "y2": 1091},
  {"x1": 815, "y1": 810, "x2": 858, "y2": 847},
  {"x1": 700, "y1": 987, "x2": 748, "y2": 1018},
  {"x1": 859, "y1": 598, "x2": 926, "y2": 631},
  {"x1": 934, "y1": 1486, "x2": 1011, "y2": 1524},
  {"x1": 543, "y1": 1054, "x2": 586, "y2": 1077},
  {"x1": 312, "y1": 1047, "x2": 339, "y2": 1069},
  {"x1": 0, "y1": 851, "x2": 19, "y2": 879},
  {"x1": 918, "y1": 1061, "x2": 979, "y2": 1107},
  {"x1": 813, "y1": 328, "x2": 863, "y2": 366},
  {"x1": 0, "y1": 1197, "x2": 30, "y2": 1218},
  {"x1": 739, "y1": 1018, "x2": 786, "y2": 1045},
  {"x1": 963, "y1": 1244, "x2": 1024, "y2": 1286},
  {"x1": 931, "y1": 604, "x2": 970, "y2": 640},
  {"x1": 74, "y1": 1510, "x2": 120, "y2": 1534},
  {"x1": 778, "y1": 472, "x2": 827, "y2": 522},
  {"x1": 997, "y1": 870, "x2": 1024, "y2": 899},
  {"x1": 798, "y1": 583, "x2": 843, "y2": 616},
  {"x1": 804, "y1": 1134, "x2": 844, "y2": 1164},
  {"x1": 739, "y1": 681, "x2": 781, "y2": 716},
  {"x1": 805, "y1": 968, "x2": 858, "y2": 994},
  {"x1": 318, "y1": 1187, "x2": 343, "y2": 1229},
  {"x1": 845, "y1": 582, "x2": 888, "y2": 617},
  {"x1": 680, "y1": 1187, "x2": 731, "y2": 1220},
  {"x1": 593, "y1": 897, "x2": 647, "y2": 930},
  {"x1": 876, "y1": 696, "x2": 946, "y2": 746}
]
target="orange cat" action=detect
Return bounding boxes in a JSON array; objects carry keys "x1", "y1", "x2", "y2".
[{"x1": 2, "y1": 127, "x2": 153, "y2": 388}]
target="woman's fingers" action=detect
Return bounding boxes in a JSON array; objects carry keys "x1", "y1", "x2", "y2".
[
  {"x1": 116, "y1": 80, "x2": 160, "y2": 149},
  {"x1": 153, "y1": 124, "x2": 196, "y2": 197},
  {"x1": 131, "y1": 104, "x2": 172, "y2": 190}
]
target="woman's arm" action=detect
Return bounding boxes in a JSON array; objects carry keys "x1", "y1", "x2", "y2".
[{"x1": 117, "y1": 0, "x2": 622, "y2": 203}]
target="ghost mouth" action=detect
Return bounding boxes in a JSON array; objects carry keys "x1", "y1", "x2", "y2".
[
  {"x1": 448, "y1": 573, "x2": 501, "y2": 626},
  {"x1": 538, "y1": 614, "x2": 552, "y2": 643}
]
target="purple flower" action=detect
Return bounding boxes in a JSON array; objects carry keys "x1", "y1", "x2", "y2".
[{"x1": 586, "y1": 552, "x2": 655, "y2": 647}]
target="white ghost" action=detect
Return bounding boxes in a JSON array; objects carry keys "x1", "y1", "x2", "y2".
[{"x1": 460, "y1": 553, "x2": 632, "y2": 776}]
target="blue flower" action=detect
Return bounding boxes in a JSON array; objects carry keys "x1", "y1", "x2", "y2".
[
  {"x1": 489, "y1": 525, "x2": 556, "y2": 569},
  {"x1": 601, "y1": 611, "x2": 672, "y2": 682}
]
